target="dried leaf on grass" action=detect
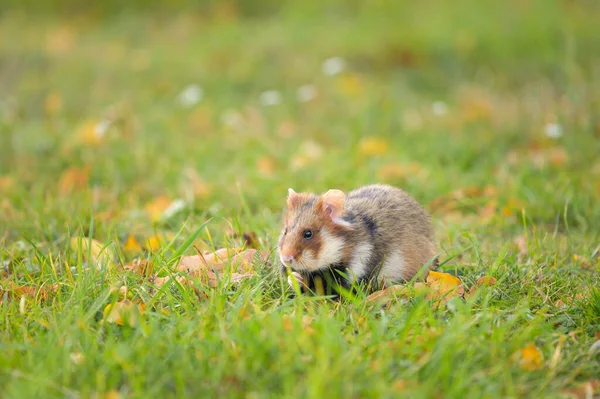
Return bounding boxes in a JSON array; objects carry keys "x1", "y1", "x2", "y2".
[
  {"x1": 0, "y1": 280, "x2": 58, "y2": 302},
  {"x1": 367, "y1": 271, "x2": 465, "y2": 307},
  {"x1": 58, "y1": 166, "x2": 90, "y2": 195},
  {"x1": 466, "y1": 275, "x2": 498, "y2": 297},
  {"x1": 120, "y1": 249, "x2": 267, "y2": 298},
  {"x1": 516, "y1": 343, "x2": 544, "y2": 371}
]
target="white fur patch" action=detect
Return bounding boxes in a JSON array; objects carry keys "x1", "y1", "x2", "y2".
[
  {"x1": 347, "y1": 242, "x2": 373, "y2": 281},
  {"x1": 315, "y1": 229, "x2": 344, "y2": 270},
  {"x1": 376, "y1": 251, "x2": 405, "y2": 284}
]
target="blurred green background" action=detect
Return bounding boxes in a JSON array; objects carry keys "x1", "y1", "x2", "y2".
[{"x1": 1, "y1": 1, "x2": 600, "y2": 398}]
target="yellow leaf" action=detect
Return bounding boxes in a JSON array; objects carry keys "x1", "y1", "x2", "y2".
[
  {"x1": 45, "y1": 26, "x2": 76, "y2": 55},
  {"x1": 146, "y1": 234, "x2": 165, "y2": 251},
  {"x1": 123, "y1": 235, "x2": 142, "y2": 254},
  {"x1": 426, "y1": 271, "x2": 464, "y2": 303},
  {"x1": 0, "y1": 175, "x2": 14, "y2": 193},
  {"x1": 75, "y1": 120, "x2": 107, "y2": 146},
  {"x1": 358, "y1": 137, "x2": 388, "y2": 157},
  {"x1": 518, "y1": 343, "x2": 543, "y2": 371},
  {"x1": 103, "y1": 300, "x2": 145, "y2": 327},
  {"x1": 145, "y1": 196, "x2": 173, "y2": 221},
  {"x1": 256, "y1": 157, "x2": 275, "y2": 177},
  {"x1": 69, "y1": 236, "x2": 114, "y2": 268},
  {"x1": 45, "y1": 92, "x2": 62, "y2": 116},
  {"x1": 104, "y1": 390, "x2": 121, "y2": 399},
  {"x1": 58, "y1": 166, "x2": 90, "y2": 195},
  {"x1": 337, "y1": 73, "x2": 364, "y2": 96},
  {"x1": 377, "y1": 162, "x2": 425, "y2": 182}
]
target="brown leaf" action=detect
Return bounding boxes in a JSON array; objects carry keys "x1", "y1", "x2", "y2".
[
  {"x1": 58, "y1": 166, "x2": 90, "y2": 195},
  {"x1": 0, "y1": 281, "x2": 58, "y2": 302},
  {"x1": 0, "y1": 175, "x2": 14, "y2": 193},
  {"x1": 366, "y1": 284, "x2": 408, "y2": 304},
  {"x1": 256, "y1": 157, "x2": 276, "y2": 177},
  {"x1": 476, "y1": 276, "x2": 497, "y2": 287},
  {"x1": 122, "y1": 259, "x2": 153, "y2": 277}
]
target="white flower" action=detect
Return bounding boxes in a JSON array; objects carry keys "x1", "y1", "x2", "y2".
[
  {"x1": 296, "y1": 84, "x2": 318, "y2": 102},
  {"x1": 178, "y1": 85, "x2": 204, "y2": 107},
  {"x1": 322, "y1": 57, "x2": 345, "y2": 76},
  {"x1": 259, "y1": 90, "x2": 282, "y2": 106},
  {"x1": 545, "y1": 123, "x2": 563, "y2": 139},
  {"x1": 95, "y1": 120, "x2": 111, "y2": 138},
  {"x1": 432, "y1": 101, "x2": 448, "y2": 116},
  {"x1": 162, "y1": 199, "x2": 187, "y2": 220}
]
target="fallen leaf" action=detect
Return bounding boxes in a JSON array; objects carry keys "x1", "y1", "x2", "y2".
[
  {"x1": 337, "y1": 73, "x2": 364, "y2": 96},
  {"x1": 45, "y1": 26, "x2": 76, "y2": 55},
  {"x1": 45, "y1": 92, "x2": 62, "y2": 116},
  {"x1": 104, "y1": 390, "x2": 121, "y2": 399},
  {"x1": 0, "y1": 175, "x2": 14, "y2": 193},
  {"x1": 476, "y1": 276, "x2": 497, "y2": 286},
  {"x1": 426, "y1": 271, "x2": 465, "y2": 303},
  {"x1": 517, "y1": 343, "x2": 543, "y2": 371},
  {"x1": 256, "y1": 157, "x2": 276, "y2": 177},
  {"x1": 366, "y1": 284, "x2": 408, "y2": 304},
  {"x1": 70, "y1": 236, "x2": 114, "y2": 268},
  {"x1": 228, "y1": 229, "x2": 260, "y2": 249},
  {"x1": 58, "y1": 166, "x2": 90, "y2": 195},
  {"x1": 122, "y1": 258, "x2": 153, "y2": 277},
  {"x1": 145, "y1": 196, "x2": 173, "y2": 222},
  {"x1": 103, "y1": 300, "x2": 145, "y2": 327},
  {"x1": 123, "y1": 235, "x2": 142, "y2": 254},
  {"x1": 466, "y1": 276, "x2": 498, "y2": 297},
  {"x1": 145, "y1": 233, "x2": 173, "y2": 251},
  {"x1": 377, "y1": 162, "x2": 425, "y2": 182},
  {"x1": 75, "y1": 120, "x2": 108, "y2": 146},
  {"x1": 0, "y1": 281, "x2": 58, "y2": 302},
  {"x1": 358, "y1": 137, "x2": 388, "y2": 157}
]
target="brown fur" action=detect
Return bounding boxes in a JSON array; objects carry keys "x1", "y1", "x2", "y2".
[{"x1": 278, "y1": 184, "x2": 437, "y2": 284}]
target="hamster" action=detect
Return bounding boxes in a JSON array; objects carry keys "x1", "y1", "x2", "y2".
[{"x1": 277, "y1": 184, "x2": 438, "y2": 293}]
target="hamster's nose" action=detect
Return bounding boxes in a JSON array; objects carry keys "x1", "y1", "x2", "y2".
[{"x1": 281, "y1": 254, "x2": 295, "y2": 263}]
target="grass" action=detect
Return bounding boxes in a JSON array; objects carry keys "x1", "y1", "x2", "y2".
[{"x1": 1, "y1": 0, "x2": 600, "y2": 397}]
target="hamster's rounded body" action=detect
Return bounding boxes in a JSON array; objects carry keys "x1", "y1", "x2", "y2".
[{"x1": 278, "y1": 184, "x2": 437, "y2": 289}]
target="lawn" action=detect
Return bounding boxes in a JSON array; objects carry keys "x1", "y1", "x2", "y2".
[{"x1": 1, "y1": 1, "x2": 600, "y2": 398}]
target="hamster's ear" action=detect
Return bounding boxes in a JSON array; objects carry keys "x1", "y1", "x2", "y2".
[
  {"x1": 322, "y1": 189, "x2": 353, "y2": 229},
  {"x1": 287, "y1": 188, "x2": 302, "y2": 209}
]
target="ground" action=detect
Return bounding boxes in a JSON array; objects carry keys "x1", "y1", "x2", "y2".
[{"x1": 1, "y1": 1, "x2": 599, "y2": 398}]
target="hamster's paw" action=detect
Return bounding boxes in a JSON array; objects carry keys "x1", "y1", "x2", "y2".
[{"x1": 287, "y1": 271, "x2": 305, "y2": 292}]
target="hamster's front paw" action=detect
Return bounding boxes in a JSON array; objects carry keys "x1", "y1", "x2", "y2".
[{"x1": 287, "y1": 271, "x2": 305, "y2": 292}]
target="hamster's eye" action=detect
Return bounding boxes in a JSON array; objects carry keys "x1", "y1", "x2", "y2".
[{"x1": 303, "y1": 229, "x2": 313, "y2": 240}]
